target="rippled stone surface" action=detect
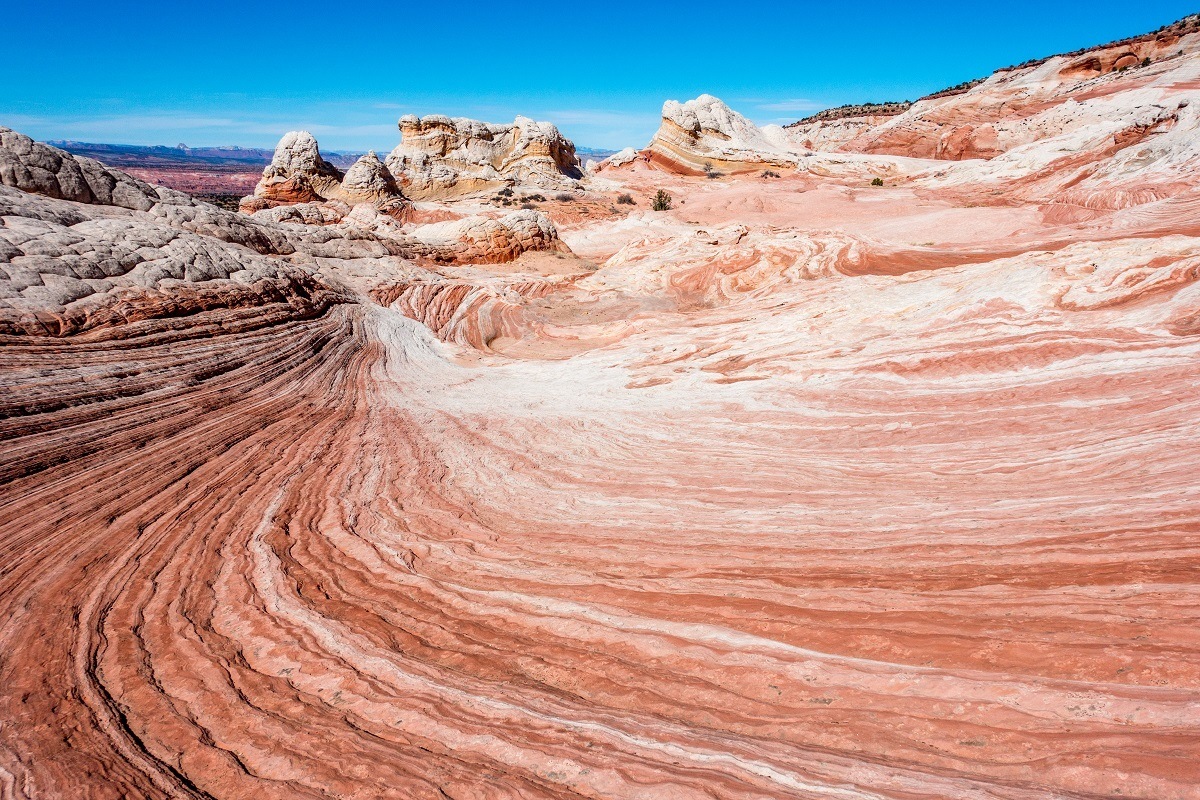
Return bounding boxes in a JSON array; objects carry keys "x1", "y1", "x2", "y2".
[{"x1": 3, "y1": 28, "x2": 1200, "y2": 797}]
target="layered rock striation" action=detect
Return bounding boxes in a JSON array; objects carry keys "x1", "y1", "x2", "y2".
[
  {"x1": 643, "y1": 94, "x2": 802, "y2": 174},
  {"x1": 787, "y1": 13, "x2": 1200, "y2": 160},
  {"x1": 3, "y1": 14, "x2": 1200, "y2": 800},
  {"x1": 385, "y1": 113, "x2": 583, "y2": 199}
]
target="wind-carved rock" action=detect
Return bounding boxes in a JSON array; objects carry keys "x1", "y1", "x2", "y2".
[
  {"x1": 340, "y1": 151, "x2": 407, "y2": 215},
  {"x1": 243, "y1": 113, "x2": 584, "y2": 210},
  {"x1": 241, "y1": 132, "x2": 410, "y2": 218},
  {"x1": 385, "y1": 114, "x2": 582, "y2": 199},
  {"x1": 0, "y1": 123, "x2": 573, "y2": 336},
  {"x1": 644, "y1": 94, "x2": 801, "y2": 175},
  {"x1": 249, "y1": 131, "x2": 345, "y2": 204}
]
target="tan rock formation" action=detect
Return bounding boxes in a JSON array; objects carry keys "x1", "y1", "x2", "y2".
[
  {"x1": 242, "y1": 133, "x2": 409, "y2": 218},
  {"x1": 385, "y1": 114, "x2": 582, "y2": 199},
  {"x1": 643, "y1": 94, "x2": 800, "y2": 175},
  {"x1": 249, "y1": 130, "x2": 345, "y2": 204}
]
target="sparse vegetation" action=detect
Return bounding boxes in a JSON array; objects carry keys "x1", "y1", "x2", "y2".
[
  {"x1": 520, "y1": 193, "x2": 546, "y2": 203},
  {"x1": 497, "y1": 187, "x2": 514, "y2": 197},
  {"x1": 194, "y1": 193, "x2": 243, "y2": 211},
  {"x1": 651, "y1": 190, "x2": 672, "y2": 211},
  {"x1": 555, "y1": 193, "x2": 574, "y2": 202},
  {"x1": 788, "y1": 101, "x2": 914, "y2": 127},
  {"x1": 616, "y1": 193, "x2": 636, "y2": 205},
  {"x1": 520, "y1": 202, "x2": 535, "y2": 210},
  {"x1": 761, "y1": 170, "x2": 781, "y2": 179},
  {"x1": 1142, "y1": 56, "x2": 1152, "y2": 67},
  {"x1": 871, "y1": 177, "x2": 884, "y2": 187},
  {"x1": 703, "y1": 162, "x2": 721, "y2": 179}
]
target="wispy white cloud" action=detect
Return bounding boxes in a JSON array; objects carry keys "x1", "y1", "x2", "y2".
[{"x1": 5, "y1": 113, "x2": 242, "y2": 134}]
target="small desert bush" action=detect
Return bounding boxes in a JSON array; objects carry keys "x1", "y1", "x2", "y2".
[
  {"x1": 194, "y1": 193, "x2": 242, "y2": 211},
  {"x1": 616, "y1": 193, "x2": 635, "y2": 205},
  {"x1": 522, "y1": 193, "x2": 546, "y2": 202},
  {"x1": 497, "y1": 187, "x2": 514, "y2": 197},
  {"x1": 761, "y1": 170, "x2": 781, "y2": 179},
  {"x1": 520, "y1": 202, "x2": 535, "y2": 210},
  {"x1": 651, "y1": 189, "x2": 672, "y2": 211},
  {"x1": 555, "y1": 192, "x2": 574, "y2": 202},
  {"x1": 871, "y1": 177, "x2": 884, "y2": 186}
]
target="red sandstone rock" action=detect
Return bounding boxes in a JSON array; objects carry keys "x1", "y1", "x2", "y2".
[{"x1": 2, "y1": 17, "x2": 1200, "y2": 800}]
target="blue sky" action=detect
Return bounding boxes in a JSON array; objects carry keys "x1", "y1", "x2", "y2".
[{"x1": 4, "y1": 1, "x2": 1195, "y2": 151}]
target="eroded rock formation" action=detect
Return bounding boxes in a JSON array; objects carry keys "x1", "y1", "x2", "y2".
[
  {"x1": 385, "y1": 113, "x2": 583, "y2": 199},
  {"x1": 0, "y1": 132, "x2": 569, "y2": 335},
  {"x1": 643, "y1": 94, "x2": 801, "y2": 174},
  {"x1": 243, "y1": 112, "x2": 585, "y2": 212},
  {"x1": 241, "y1": 132, "x2": 409, "y2": 218},
  {"x1": 787, "y1": 13, "x2": 1200, "y2": 162}
]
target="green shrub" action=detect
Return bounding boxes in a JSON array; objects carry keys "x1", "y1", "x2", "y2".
[
  {"x1": 497, "y1": 187, "x2": 514, "y2": 197},
  {"x1": 651, "y1": 189, "x2": 672, "y2": 211},
  {"x1": 871, "y1": 177, "x2": 884, "y2": 187}
]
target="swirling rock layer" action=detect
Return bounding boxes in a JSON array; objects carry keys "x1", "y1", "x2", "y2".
[{"x1": 4, "y1": 24, "x2": 1200, "y2": 797}]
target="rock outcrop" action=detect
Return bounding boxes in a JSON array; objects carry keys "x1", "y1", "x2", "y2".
[
  {"x1": 0, "y1": 126, "x2": 197, "y2": 211},
  {"x1": 247, "y1": 131, "x2": 345, "y2": 204},
  {"x1": 643, "y1": 94, "x2": 801, "y2": 174},
  {"x1": 243, "y1": 113, "x2": 584, "y2": 209},
  {"x1": 0, "y1": 127, "x2": 570, "y2": 335},
  {"x1": 385, "y1": 114, "x2": 583, "y2": 199},
  {"x1": 788, "y1": 13, "x2": 1200, "y2": 161},
  {"x1": 241, "y1": 132, "x2": 409, "y2": 218}
]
